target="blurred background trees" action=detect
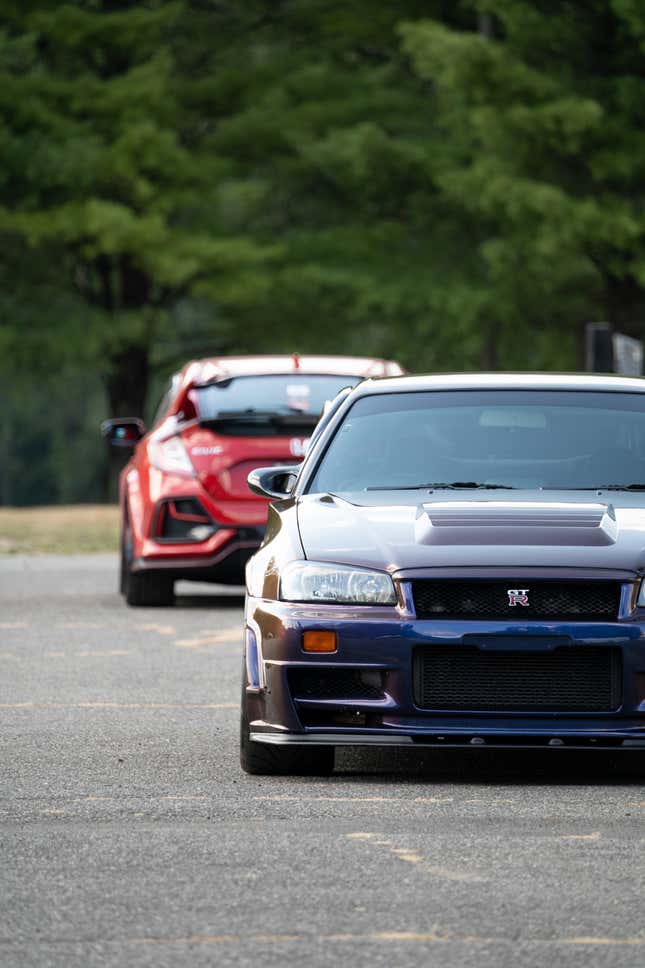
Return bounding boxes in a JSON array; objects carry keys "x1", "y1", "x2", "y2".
[{"x1": 1, "y1": 0, "x2": 645, "y2": 503}]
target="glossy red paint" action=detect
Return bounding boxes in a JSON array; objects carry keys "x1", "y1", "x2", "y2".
[{"x1": 114, "y1": 354, "x2": 404, "y2": 602}]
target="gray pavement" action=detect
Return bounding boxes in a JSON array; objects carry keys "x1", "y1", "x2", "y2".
[{"x1": 1, "y1": 554, "x2": 645, "y2": 967}]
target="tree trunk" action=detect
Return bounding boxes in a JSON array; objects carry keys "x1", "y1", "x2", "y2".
[
  {"x1": 479, "y1": 320, "x2": 499, "y2": 370},
  {"x1": 104, "y1": 343, "x2": 150, "y2": 418}
]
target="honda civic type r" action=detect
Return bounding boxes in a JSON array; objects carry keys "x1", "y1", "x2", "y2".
[
  {"x1": 102, "y1": 354, "x2": 403, "y2": 606},
  {"x1": 241, "y1": 373, "x2": 645, "y2": 774}
]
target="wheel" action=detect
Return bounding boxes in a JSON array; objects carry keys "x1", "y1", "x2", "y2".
[
  {"x1": 119, "y1": 531, "x2": 128, "y2": 595},
  {"x1": 239, "y1": 684, "x2": 334, "y2": 776},
  {"x1": 120, "y1": 517, "x2": 174, "y2": 607},
  {"x1": 124, "y1": 568, "x2": 175, "y2": 607}
]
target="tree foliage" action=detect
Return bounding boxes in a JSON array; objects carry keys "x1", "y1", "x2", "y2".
[
  {"x1": 402, "y1": 0, "x2": 645, "y2": 364},
  {"x1": 2, "y1": 1, "x2": 645, "y2": 503}
]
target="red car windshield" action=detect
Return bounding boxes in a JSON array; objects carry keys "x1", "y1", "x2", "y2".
[{"x1": 194, "y1": 374, "x2": 360, "y2": 420}]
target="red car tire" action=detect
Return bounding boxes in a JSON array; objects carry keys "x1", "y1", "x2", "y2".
[{"x1": 121, "y1": 517, "x2": 174, "y2": 607}]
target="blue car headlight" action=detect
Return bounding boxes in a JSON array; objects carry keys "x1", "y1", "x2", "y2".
[
  {"x1": 637, "y1": 580, "x2": 645, "y2": 607},
  {"x1": 280, "y1": 561, "x2": 397, "y2": 605}
]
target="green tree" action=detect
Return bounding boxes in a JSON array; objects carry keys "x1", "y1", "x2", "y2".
[
  {"x1": 401, "y1": 0, "x2": 645, "y2": 367},
  {"x1": 194, "y1": 0, "x2": 479, "y2": 372},
  {"x1": 7, "y1": 1, "x2": 645, "y2": 505},
  {"x1": 0, "y1": 0, "x2": 276, "y2": 420}
]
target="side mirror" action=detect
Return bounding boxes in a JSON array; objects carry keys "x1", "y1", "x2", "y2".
[
  {"x1": 100, "y1": 418, "x2": 146, "y2": 449},
  {"x1": 247, "y1": 465, "x2": 299, "y2": 500}
]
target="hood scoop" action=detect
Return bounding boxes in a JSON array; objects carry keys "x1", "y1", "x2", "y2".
[{"x1": 415, "y1": 501, "x2": 617, "y2": 547}]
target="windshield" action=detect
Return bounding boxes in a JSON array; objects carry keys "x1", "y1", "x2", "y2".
[
  {"x1": 194, "y1": 375, "x2": 360, "y2": 423},
  {"x1": 308, "y1": 390, "x2": 645, "y2": 493}
]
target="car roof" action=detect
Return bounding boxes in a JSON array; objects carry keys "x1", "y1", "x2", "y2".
[
  {"x1": 351, "y1": 372, "x2": 645, "y2": 396},
  {"x1": 182, "y1": 354, "x2": 404, "y2": 385}
]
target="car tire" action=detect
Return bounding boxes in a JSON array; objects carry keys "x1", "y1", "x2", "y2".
[
  {"x1": 121, "y1": 517, "x2": 174, "y2": 607},
  {"x1": 124, "y1": 569, "x2": 175, "y2": 607},
  {"x1": 239, "y1": 685, "x2": 334, "y2": 776}
]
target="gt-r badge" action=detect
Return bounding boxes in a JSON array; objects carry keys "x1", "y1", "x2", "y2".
[{"x1": 507, "y1": 588, "x2": 529, "y2": 606}]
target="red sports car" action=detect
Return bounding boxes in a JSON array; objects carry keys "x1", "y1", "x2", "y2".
[{"x1": 102, "y1": 354, "x2": 404, "y2": 605}]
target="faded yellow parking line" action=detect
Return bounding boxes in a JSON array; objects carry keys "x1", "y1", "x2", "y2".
[
  {"x1": 0, "y1": 928, "x2": 643, "y2": 948},
  {"x1": 127, "y1": 930, "x2": 645, "y2": 947},
  {"x1": 564, "y1": 937, "x2": 645, "y2": 947},
  {"x1": 174, "y1": 630, "x2": 239, "y2": 650},
  {"x1": 253, "y1": 795, "x2": 456, "y2": 804},
  {"x1": 26, "y1": 795, "x2": 208, "y2": 805},
  {"x1": 4, "y1": 650, "x2": 132, "y2": 659},
  {"x1": 559, "y1": 831, "x2": 601, "y2": 841},
  {"x1": 131, "y1": 934, "x2": 298, "y2": 946},
  {"x1": 135, "y1": 624, "x2": 176, "y2": 635},
  {"x1": 254, "y1": 795, "x2": 394, "y2": 803},
  {"x1": 346, "y1": 832, "x2": 485, "y2": 883},
  {"x1": 40, "y1": 651, "x2": 130, "y2": 658},
  {"x1": 59, "y1": 622, "x2": 107, "y2": 630},
  {"x1": 0, "y1": 702, "x2": 237, "y2": 710}
]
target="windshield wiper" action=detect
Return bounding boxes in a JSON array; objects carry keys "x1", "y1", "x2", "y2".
[
  {"x1": 558, "y1": 483, "x2": 645, "y2": 491},
  {"x1": 366, "y1": 481, "x2": 516, "y2": 491},
  {"x1": 201, "y1": 409, "x2": 315, "y2": 424}
]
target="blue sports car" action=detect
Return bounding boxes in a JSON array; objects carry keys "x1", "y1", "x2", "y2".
[{"x1": 241, "y1": 373, "x2": 645, "y2": 774}]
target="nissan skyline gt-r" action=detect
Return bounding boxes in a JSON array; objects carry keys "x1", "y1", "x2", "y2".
[
  {"x1": 101, "y1": 354, "x2": 404, "y2": 606},
  {"x1": 241, "y1": 372, "x2": 645, "y2": 774}
]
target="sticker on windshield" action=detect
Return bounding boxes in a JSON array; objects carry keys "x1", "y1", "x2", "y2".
[{"x1": 286, "y1": 383, "x2": 311, "y2": 412}]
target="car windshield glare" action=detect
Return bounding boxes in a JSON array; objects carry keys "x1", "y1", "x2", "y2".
[{"x1": 307, "y1": 390, "x2": 645, "y2": 493}]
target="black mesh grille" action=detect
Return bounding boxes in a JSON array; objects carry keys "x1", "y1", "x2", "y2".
[
  {"x1": 157, "y1": 498, "x2": 213, "y2": 542},
  {"x1": 413, "y1": 646, "x2": 622, "y2": 711},
  {"x1": 289, "y1": 668, "x2": 384, "y2": 701},
  {"x1": 412, "y1": 580, "x2": 621, "y2": 621}
]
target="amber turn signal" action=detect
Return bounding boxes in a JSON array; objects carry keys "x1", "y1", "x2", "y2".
[{"x1": 303, "y1": 630, "x2": 337, "y2": 653}]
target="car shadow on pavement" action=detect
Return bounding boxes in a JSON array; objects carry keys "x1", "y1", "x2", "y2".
[
  {"x1": 333, "y1": 747, "x2": 645, "y2": 784},
  {"x1": 173, "y1": 583, "x2": 245, "y2": 609},
  {"x1": 174, "y1": 593, "x2": 245, "y2": 608}
]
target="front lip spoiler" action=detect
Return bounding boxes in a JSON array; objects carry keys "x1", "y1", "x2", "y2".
[
  {"x1": 249, "y1": 731, "x2": 645, "y2": 750},
  {"x1": 133, "y1": 539, "x2": 260, "y2": 572}
]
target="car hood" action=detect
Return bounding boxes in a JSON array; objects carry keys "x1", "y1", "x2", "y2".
[{"x1": 296, "y1": 490, "x2": 645, "y2": 575}]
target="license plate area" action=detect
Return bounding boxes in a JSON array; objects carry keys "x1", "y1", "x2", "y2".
[{"x1": 461, "y1": 634, "x2": 570, "y2": 652}]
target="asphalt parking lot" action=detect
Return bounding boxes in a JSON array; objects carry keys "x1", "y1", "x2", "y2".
[{"x1": 1, "y1": 554, "x2": 645, "y2": 968}]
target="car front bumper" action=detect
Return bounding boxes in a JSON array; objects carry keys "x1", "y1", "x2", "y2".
[{"x1": 245, "y1": 596, "x2": 645, "y2": 750}]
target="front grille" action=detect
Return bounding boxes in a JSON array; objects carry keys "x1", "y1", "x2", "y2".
[
  {"x1": 412, "y1": 580, "x2": 621, "y2": 621},
  {"x1": 413, "y1": 645, "x2": 622, "y2": 711},
  {"x1": 288, "y1": 668, "x2": 384, "y2": 701}
]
